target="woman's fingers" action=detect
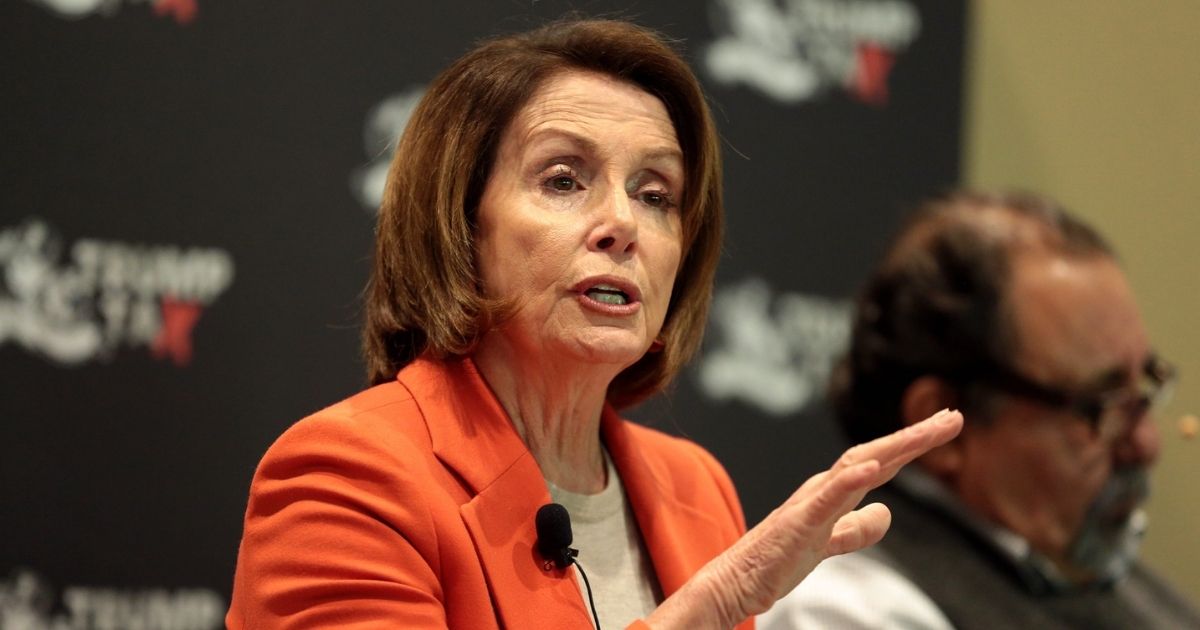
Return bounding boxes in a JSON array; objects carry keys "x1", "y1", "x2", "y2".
[
  {"x1": 826, "y1": 502, "x2": 891, "y2": 556},
  {"x1": 785, "y1": 410, "x2": 963, "y2": 514},
  {"x1": 657, "y1": 410, "x2": 964, "y2": 626},
  {"x1": 866, "y1": 409, "x2": 963, "y2": 485},
  {"x1": 832, "y1": 409, "x2": 962, "y2": 477},
  {"x1": 791, "y1": 459, "x2": 880, "y2": 530},
  {"x1": 800, "y1": 410, "x2": 963, "y2": 529}
]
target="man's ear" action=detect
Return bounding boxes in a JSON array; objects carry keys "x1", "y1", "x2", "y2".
[{"x1": 901, "y1": 376, "x2": 964, "y2": 477}]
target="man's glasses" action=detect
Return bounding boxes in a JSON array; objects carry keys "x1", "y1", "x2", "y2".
[{"x1": 976, "y1": 355, "x2": 1177, "y2": 441}]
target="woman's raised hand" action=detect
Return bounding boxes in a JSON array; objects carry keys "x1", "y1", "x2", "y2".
[{"x1": 645, "y1": 409, "x2": 963, "y2": 629}]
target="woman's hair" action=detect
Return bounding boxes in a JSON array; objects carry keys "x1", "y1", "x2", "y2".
[
  {"x1": 362, "y1": 18, "x2": 724, "y2": 408},
  {"x1": 832, "y1": 190, "x2": 1115, "y2": 444}
]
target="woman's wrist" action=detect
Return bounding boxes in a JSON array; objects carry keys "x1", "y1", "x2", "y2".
[{"x1": 643, "y1": 560, "x2": 746, "y2": 630}]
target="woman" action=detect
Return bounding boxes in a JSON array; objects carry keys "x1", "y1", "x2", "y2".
[{"x1": 227, "y1": 19, "x2": 962, "y2": 629}]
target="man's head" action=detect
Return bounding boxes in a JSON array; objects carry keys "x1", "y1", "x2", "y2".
[{"x1": 833, "y1": 190, "x2": 1175, "y2": 580}]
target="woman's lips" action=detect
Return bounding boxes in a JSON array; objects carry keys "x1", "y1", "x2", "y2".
[{"x1": 573, "y1": 277, "x2": 641, "y2": 316}]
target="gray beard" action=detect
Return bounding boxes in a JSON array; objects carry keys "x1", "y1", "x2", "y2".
[{"x1": 1064, "y1": 466, "x2": 1151, "y2": 581}]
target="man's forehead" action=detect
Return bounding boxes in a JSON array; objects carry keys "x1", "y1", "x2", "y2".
[{"x1": 1007, "y1": 251, "x2": 1148, "y2": 387}]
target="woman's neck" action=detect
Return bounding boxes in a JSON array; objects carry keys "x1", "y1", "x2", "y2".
[{"x1": 473, "y1": 335, "x2": 619, "y2": 494}]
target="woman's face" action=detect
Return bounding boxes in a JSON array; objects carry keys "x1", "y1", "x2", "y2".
[{"x1": 475, "y1": 70, "x2": 684, "y2": 370}]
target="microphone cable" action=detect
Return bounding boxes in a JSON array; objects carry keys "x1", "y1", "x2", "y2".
[
  {"x1": 536, "y1": 503, "x2": 602, "y2": 629},
  {"x1": 575, "y1": 559, "x2": 601, "y2": 630}
]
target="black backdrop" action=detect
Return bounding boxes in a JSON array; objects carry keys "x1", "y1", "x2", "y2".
[{"x1": 1, "y1": 1, "x2": 964, "y2": 626}]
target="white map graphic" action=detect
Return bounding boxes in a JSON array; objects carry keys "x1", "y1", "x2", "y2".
[
  {"x1": 0, "y1": 219, "x2": 234, "y2": 366},
  {"x1": 350, "y1": 87, "x2": 426, "y2": 212},
  {"x1": 698, "y1": 277, "x2": 851, "y2": 416},
  {"x1": 706, "y1": 0, "x2": 920, "y2": 104}
]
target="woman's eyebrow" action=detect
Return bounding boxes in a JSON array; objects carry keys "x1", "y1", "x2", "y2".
[
  {"x1": 523, "y1": 127, "x2": 683, "y2": 165},
  {"x1": 641, "y1": 148, "x2": 685, "y2": 169},
  {"x1": 521, "y1": 127, "x2": 598, "y2": 156}
]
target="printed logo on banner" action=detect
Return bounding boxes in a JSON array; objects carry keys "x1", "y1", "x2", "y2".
[
  {"x1": 705, "y1": 0, "x2": 920, "y2": 106},
  {"x1": 26, "y1": 0, "x2": 198, "y2": 24},
  {"x1": 351, "y1": 87, "x2": 427, "y2": 212},
  {"x1": 0, "y1": 219, "x2": 234, "y2": 366},
  {"x1": 697, "y1": 277, "x2": 851, "y2": 416},
  {"x1": 0, "y1": 567, "x2": 224, "y2": 630}
]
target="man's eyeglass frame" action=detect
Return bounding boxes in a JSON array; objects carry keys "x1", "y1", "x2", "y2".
[{"x1": 972, "y1": 354, "x2": 1177, "y2": 441}]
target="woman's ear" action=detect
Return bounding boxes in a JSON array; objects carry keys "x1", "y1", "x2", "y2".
[{"x1": 901, "y1": 376, "x2": 964, "y2": 477}]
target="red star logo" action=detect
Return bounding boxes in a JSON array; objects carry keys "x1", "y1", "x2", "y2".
[
  {"x1": 153, "y1": 0, "x2": 198, "y2": 25},
  {"x1": 852, "y1": 43, "x2": 896, "y2": 107},
  {"x1": 152, "y1": 298, "x2": 204, "y2": 366}
]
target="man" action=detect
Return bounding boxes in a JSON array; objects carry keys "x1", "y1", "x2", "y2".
[{"x1": 760, "y1": 191, "x2": 1199, "y2": 629}]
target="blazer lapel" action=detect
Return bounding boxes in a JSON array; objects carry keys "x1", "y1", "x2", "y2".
[
  {"x1": 602, "y1": 407, "x2": 732, "y2": 597},
  {"x1": 459, "y1": 453, "x2": 593, "y2": 629},
  {"x1": 399, "y1": 358, "x2": 593, "y2": 629}
]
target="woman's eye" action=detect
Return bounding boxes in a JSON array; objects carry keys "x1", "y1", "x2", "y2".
[
  {"x1": 639, "y1": 190, "x2": 675, "y2": 209},
  {"x1": 541, "y1": 164, "x2": 583, "y2": 194},
  {"x1": 549, "y1": 175, "x2": 577, "y2": 192}
]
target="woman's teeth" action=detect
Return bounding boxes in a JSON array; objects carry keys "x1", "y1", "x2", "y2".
[{"x1": 586, "y1": 285, "x2": 629, "y2": 305}]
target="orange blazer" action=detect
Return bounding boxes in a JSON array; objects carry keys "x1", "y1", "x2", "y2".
[{"x1": 227, "y1": 357, "x2": 751, "y2": 629}]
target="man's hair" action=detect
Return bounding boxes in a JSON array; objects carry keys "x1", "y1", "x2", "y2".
[
  {"x1": 362, "y1": 18, "x2": 724, "y2": 409},
  {"x1": 832, "y1": 190, "x2": 1116, "y2": 444}
]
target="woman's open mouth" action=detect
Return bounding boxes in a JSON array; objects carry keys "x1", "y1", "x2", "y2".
[{"x1": 575, "y1": 277, "x2": 641, "y2": 315}]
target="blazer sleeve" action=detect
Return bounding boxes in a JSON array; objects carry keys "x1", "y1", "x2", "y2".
[
  {"x1": 226, "y1": 410, "x2": 447, "y2": 629},
  {"x1": 691, "y1": 439, "x2": 754, "y2": 630},
  {"x1": 693, "y1": 439, "x2": 748, "y2": 536}
]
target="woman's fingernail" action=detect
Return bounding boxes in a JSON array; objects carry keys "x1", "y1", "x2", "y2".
[{"x1": 938, "y1": 409, "x2": 960, "y2": 424}]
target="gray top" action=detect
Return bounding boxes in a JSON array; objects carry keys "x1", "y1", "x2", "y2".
[{"x1": 549, "y1": 450, "x2": 662, "y2": 628}]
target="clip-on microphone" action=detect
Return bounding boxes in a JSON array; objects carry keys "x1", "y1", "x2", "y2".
[{"x1": 536, "y1": 503, "x2": 601, "y2": 629}]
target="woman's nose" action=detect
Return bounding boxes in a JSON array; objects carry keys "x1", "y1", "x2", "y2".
[{"x1": 589, "y1": 189, "x2": 638, "y2": 254}]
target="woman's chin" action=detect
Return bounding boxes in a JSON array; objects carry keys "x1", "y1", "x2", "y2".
[{"x1": 558, "y1": 331, "x2": 650, "y2": 367}]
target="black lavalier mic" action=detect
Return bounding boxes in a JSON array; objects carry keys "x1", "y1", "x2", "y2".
[
  {"x1": 536, "y1": 503, "x2": 601, "y2": 629},
  {"x1": 536, "y1": 503, "x2": 578, "y2": 569}
]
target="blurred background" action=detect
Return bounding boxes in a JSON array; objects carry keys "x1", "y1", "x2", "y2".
[
  {"x1": 967, "y1": 0, "x2": 1200, "y2": 604},
  {"x1": 1, "y1": 1, "x2": 1195, "y2": 627}
]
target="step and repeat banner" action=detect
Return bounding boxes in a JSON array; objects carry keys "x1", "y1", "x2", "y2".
[{"x1": 1, "y1": 1, "x2": 965, "y2": 627}]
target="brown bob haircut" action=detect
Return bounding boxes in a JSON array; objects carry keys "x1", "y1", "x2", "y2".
[{"x1": 363, "y1": 18, "x2": 724, "y2": 408}]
